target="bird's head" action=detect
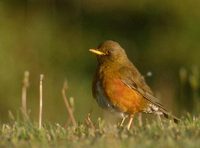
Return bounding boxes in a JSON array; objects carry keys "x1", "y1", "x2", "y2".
[{"x1": 89, "y1": 40, "x2": 128, "y2": 64}]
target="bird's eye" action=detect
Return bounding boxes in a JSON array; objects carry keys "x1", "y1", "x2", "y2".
[
  {"x1": 103, "y1": 49, "x2": 109, "y2": 55},
  {"x1": 108, "y1": 48, "x2": 114, "y2": 54},
  {"x1": 106, "y1": 50, "x2": 112, "y2": 55},
  {"x1": 104, "y1": 48, "x2": 114, "y2": 55}
]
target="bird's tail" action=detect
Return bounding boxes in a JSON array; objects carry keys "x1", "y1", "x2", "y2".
[
  {"x1": 131, "y1": 84, "x2": 181, "y2": 123},
  {"x1": 158, "y1": 107, "x2": 180, "y2": 123}
]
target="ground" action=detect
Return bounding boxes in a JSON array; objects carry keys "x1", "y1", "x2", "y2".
[{"x1": 0, "y1": 115, "x2": 199, "y2": 148}]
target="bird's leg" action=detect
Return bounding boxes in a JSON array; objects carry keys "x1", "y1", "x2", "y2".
[
  {"x1": 119, "y1": 115, "x2": 127, "y2": 127},
  {"x1": 127, "y1": 114, "x2": 134, "y2": 130},
  {"x1": 156, "y1": 114, "x2": 163, "y2": 127},
  {"x1": 138, "y1": 113, "x2": 142, "y2": 127}
]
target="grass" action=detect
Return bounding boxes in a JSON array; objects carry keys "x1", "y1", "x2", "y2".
[
  {"x1": 0, "y1": 115, "x2": 199, "y2": 148},
  {"x1": 0, "y1": 71, "x2": 199, "y2": 148}
]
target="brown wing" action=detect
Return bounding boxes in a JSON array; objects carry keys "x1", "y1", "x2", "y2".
[
  {"x1": 118, "y1": 65, "x2": 164, "y2": 108},
  {"x1": 118, "y1": 65, "x2": 180, "y2": 123}
]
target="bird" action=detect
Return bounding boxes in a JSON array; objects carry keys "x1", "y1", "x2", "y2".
[{"x1": 89, "y1": 40, "x2": 180, "y2": 129}]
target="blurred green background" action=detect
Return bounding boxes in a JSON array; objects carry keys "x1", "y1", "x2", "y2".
[{"x1": 0, "y1": 0, "x2": 200, "y2": 123}]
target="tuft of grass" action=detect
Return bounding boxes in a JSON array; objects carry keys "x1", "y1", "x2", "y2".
[{"x1": 0, "y1": 115, "x2": 200, "y2": 148}]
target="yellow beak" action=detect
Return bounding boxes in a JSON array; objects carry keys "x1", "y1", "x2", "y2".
[{"x1": 89, "y1": 49, "x2": 106, "y2": 56}]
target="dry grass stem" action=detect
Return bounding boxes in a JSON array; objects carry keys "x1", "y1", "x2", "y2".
[
  {"x1": 21, "y1": 71, "x2": 29, "y2": 120},
  {"x1": 62, "y1": 80, "x2": 77, "y2": 127},
  {"x1": 85, "y1": 113, "x2": 95, "y2": 129},
  {"x1": 39, "y1": 74, "x2": 44, "y2": 129}
]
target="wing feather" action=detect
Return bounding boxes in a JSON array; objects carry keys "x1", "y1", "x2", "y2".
[{"x1": 119, "y1": 65, "x2": 180, "y2": 123}]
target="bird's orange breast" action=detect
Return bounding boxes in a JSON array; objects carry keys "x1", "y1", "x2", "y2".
[{"x1": 103, "y1": 77, "x2": 148, "y2": 114}]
